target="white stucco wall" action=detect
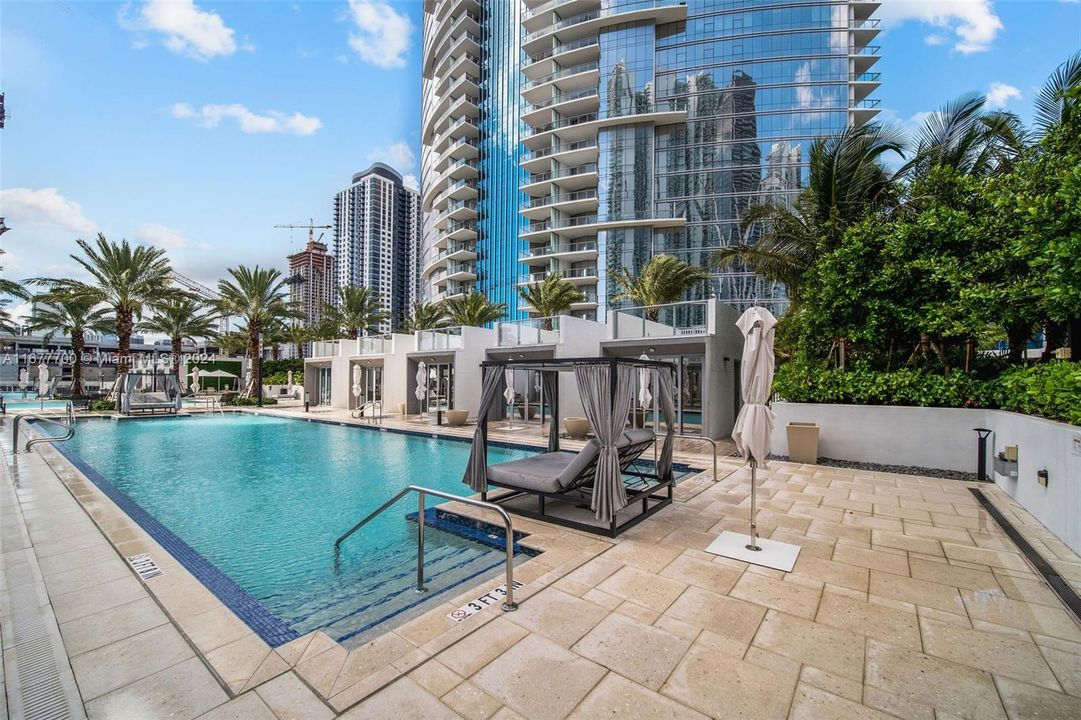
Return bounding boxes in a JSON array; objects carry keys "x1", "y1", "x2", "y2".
[{"x1": 771, "y1": 402, "x2": 1081, "y2": 554}]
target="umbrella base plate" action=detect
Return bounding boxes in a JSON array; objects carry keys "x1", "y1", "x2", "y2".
[{"x1": 705, "y1": 531, "x2": 800, "y2": 572}]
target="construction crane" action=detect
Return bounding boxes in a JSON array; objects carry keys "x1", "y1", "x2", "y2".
[
  {"x1": 170, "y1": 272, "x2": 229, "y2": 334},
  {"x1": 275, "y1": 218, "x2": 331, "y2": 248}
]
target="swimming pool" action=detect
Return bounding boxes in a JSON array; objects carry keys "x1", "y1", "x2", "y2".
[
  {"x1": 59, "y1": 414, "x2": 539, "y2": 646},
  {"x1": 2, "y1": 392, "x2": 71, "y2": 411}
]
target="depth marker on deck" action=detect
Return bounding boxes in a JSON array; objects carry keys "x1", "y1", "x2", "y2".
[{"x1": 448, "y1": 581, "x2": 523, "y2": 622}]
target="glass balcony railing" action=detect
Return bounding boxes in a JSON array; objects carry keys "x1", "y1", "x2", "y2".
[
  {"x1": 528, "y1": 87, "x2": 598, "y2": 113},
  {"x1": 522, "y1": 189, "x2": 597, "y2": 209},
  {"x1": 610, "y1": 300, "x2": 711, "y2": 339},
  {"x1": 417, "y1": 326, "x2": 464, "y2": 351},
  {"x1": 497, "y1": 317, "x2": 562, "y2": 346},
  {"x1": 526, "y1": 162, "x2": 598, "y2": 184},
  {"x1": 525, "y1": 36, "x2": 598, "y2": 67},
  {"x1": 520, "y1": 241, "x2": 598, "y2": 258},
  {"x1": 519, "y1": 265, "x2": 598, "y2": 283},
  {"x1": 524, "y1": 139, "x2": 598, "y2": 161},
  {"x1": 523, "y1": 0, "x2": 685, "y2": 43},
  {"x1": 523, "y1": 61, "x2": 599, "y2": 90}
]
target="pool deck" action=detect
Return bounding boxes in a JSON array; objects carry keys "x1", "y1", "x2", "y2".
[{"x1": 2, "y1": 409, "x2": 1080, "y2": 719}]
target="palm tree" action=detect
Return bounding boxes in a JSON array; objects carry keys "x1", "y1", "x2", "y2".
[
  {"x1": 285, "y1": 322, "x2": 313, "y2": 359},
  {"x1": 444, "y1": 291, "x2": 506, "y2": 327},
  {"x1": 397, "y1": 301, "x2": 449, "y2": 333},
  {"x1": 33, "y1": 234, "x2": 175, "y2": 373},
  {"x1": 518, "y1": 273, "x2": 584, "y2": 329},
  {"x1": 215, "y1": 266, "x2": 297, "y2": 405},
  {"x1": 0, "y1": 247, "x2": 28, "y2": 333},
  {"x1": 712, "y1": 123, "x2": 906, "y2": 302},
  {"x1": 26, "y1": 293, "x2": 112, "y2": 396},
  {"x1": 611, "y1": 255, "x2": 711, "y2": 321},
  {"x1": 322, "y1": 286, "x2": 388, "y2": 339},
  {"x1": 213, "y1": 330, "x2": 249, "y2": 357},
  {"x1": 901, "y1": 93, "x2": 1026, "y2": 181},
  {"x1": 139, "y1": 296, "x2": 216, "y2": 379},
  {"x1": 1033, "y1": 51, "x2": 1081, "y2": 137}
]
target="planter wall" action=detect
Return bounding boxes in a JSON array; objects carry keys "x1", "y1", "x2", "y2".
[{"x1": 772, "y1": 402, "x2": 1081, "y2": 555}]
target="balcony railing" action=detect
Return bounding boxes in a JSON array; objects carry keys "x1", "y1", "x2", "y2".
[
  {"x1": 523, "y1": 0, "x2": 686, "y2": 42},
  {"x1": 524, "y1": 139, "x2": 598, "y2": 161},
  {"x1": 519, "y1": 266, "x2": 598, "y2": 283},
  {"x1": 529, "y1": 87, "x2": 598, "y2": 113},
  {"x1": 527, "y1": 207, "x2": 678, "y2": 234},
  {"x1": 525, "y1": 36, "x2": 598, "y2": 66},
  {"x1": 609, "y1": 300, "x2": 712, "y2": 339},
  {"x1": 417, "y1": 326, "x2": 464, "y2": 351},
  {"x1": 520, "y1": 241, "x2": 598, "y2": 258},
  {"x1": 851, "y1": 98, "x2": 881, "y2": 109},
  {"x1": 526, "y1": 162, "x2": 598, "y2": 184},
  {"x1": 497, "y1": 318, "x2": 562, "y2": 346},
  {"x1": 523, "y1": 61, "x2": 599, "y2": 90},
  {"x1": 851, "y1": 71, "x2": 881, "y2": 82},
  {"x1": 522, "y1": 189, "x2": 597, "y2": 209}
]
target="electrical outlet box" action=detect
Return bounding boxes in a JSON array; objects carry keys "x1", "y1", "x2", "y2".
[{"x1": 1037, "y1": 469, "x2": 1049, "y2": 487}]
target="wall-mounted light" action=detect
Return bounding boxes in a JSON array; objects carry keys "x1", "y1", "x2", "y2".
[
  {"x1": 648, "y1": 347, "x2": 656, "y2": 354},
  {"x1": 1037, "y1": 469, "x2": 1049, "y2": 487}
]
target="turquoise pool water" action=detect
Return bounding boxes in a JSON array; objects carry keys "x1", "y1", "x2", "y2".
[
  {"x1": 3, "y1": 393, "x2": 71, "y2": 410},
  {"x1": 62, "y1": 414, "x2": 537, "y2": 645}
]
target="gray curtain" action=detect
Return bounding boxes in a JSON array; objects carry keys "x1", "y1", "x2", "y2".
[
  {"x1": 657, "y1": 367, "x2": 676, "y2": 481},
  {"x1": 463, "y1": 366, "x2": 505, "y2": 492},
  {"x1": 574, "y1": 363, "x2": 635, "y2": 523},
  {"x1": 542, "y1": 370, "x2": 559, "y2": 452}
]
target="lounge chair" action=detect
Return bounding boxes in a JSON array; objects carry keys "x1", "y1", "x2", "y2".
[{"x1": 482, "y1": 429, "x2": 663, "y2": 529}]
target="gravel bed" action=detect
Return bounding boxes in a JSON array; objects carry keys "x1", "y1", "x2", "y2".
[{"x1": 769, "y1": 454, "x2": 979, "y2": 481}]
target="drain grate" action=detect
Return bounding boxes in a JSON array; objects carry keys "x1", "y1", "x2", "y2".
[{"x1": 127, "y1": 553, "x2": 164, "y2": 580}]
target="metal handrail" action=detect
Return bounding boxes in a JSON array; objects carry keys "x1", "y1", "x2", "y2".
[
  {"x1": 674, "y1": 434, "x2": 718, "y2": 482},
  {"x1": 12, "y1": 402, "x2": 76, "y2": 454},
  {"x1": 334, "y1": 485, "x2": 519, "y2": 611},
  {"x1": 351, "y1": 400, "x2": 384, "y2": 423}
]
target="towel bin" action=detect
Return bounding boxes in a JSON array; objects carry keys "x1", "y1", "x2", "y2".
[{"x1": 787, "y1": 422, "x2": 820, "y2": 464}]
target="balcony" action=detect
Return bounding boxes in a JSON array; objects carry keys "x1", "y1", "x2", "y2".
[
  {"x1": 519, "y1": 241, "x2": 598, "y2": 264},
  {"x1": 517, "y1": 265, "x2": 598, "y2": 285},
  {"x1": 519, "y1": 188, "x2": 598, "y2": 219},
  {"x1": 524, "y1": 209, "x2": 685, "y2": 241},
  {"x1": 417, "y1": 326, "x2": 464, "y2": 350},
  {"x1": 520, "y1": 139, "x2": 598, "y2": 173},
  {"x1": 608, "y1": 300, "x2": 713, "y2": 339},
  {"x1": 522, "y1": 162, "x2": 598, "y2": 195},
  {"x1": 522, "y1": 0, "x2": 687, "y2": 55},
  {"x1": 523, "y1": 104, "x2": 688, "y2": 149},
  {"x1": 522, "y1": 36, "x2": 599, "y2": 80},
  {"x1": 496, "y1": 317, "x2": 563, "y2": 346}
]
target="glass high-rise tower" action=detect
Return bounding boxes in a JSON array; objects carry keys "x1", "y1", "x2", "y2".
[{"x1": 421, "y1": 0, "x2": 881, "y2": 318}]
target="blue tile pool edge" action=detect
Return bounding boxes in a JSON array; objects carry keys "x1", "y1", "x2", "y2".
[{"x1": 46, "y1": 439, "x2": 303, "y2": 647}]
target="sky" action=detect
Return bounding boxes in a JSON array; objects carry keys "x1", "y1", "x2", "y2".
[{"x1": 1, "y1": 0, "x2": 1080, "y2": 319}]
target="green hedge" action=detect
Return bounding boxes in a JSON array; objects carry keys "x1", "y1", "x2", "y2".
[
  {"x1": 773, "y1": 360, "x2": 1081, "y2": 426},
  {"x1": 229, "y1": 397, "x2": 278, "y2": 406},
  {"x1": 262, "y1": 359, "x2": 303, "y2": 376}
]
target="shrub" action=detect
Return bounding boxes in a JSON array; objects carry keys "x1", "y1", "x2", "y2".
[
  {"x1": 229, "y1": 397, "x2": 278, "y2": 406},
  {"x1": 773, "y1": 360, "x2": 1081, "y2": 426},
  {"x1": 262, "y1": 359, "x2": 303, "y2": 377},
  {"x1": 90, "y1": 400, "x2": 116, "y2": 412}
]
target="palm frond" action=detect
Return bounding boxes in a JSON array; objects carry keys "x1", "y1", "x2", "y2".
[{"x1": 1034, "y1": 51, "x2": 1081, "y2": 136}]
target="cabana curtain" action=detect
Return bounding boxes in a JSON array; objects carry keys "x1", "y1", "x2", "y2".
[
  {"x1": 657, "y1": 367, "x2": 676, "y2": 481},
  {"x1": 541, "y1": 370, "x2": 559, "y2": 452},
  {"x1": 574, "y1": 363, "x2": 635, "y2": 522},
  {"x1": 463, "y1": 366, "x2": 505, "y2": 492}
]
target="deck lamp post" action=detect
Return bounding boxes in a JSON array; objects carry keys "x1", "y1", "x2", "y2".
[{"x1": 974, "y1": 428, "x2": 992, "y2": 482}]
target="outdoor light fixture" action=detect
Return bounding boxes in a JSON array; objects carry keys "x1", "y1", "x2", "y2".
[{"x1": 648, "y1": 347, "x2": 656, "y2": 354}]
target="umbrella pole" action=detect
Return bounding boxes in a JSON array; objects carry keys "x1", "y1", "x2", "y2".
[{"x1": 746, "y1": 458, "x2": 762, "y2": 552}]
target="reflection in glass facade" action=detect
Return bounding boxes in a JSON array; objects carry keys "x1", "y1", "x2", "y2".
[
  {"x1": 652, "y1": 0, "x2": 877, "y2": 313},
  {"x1": 423, "y1": 0, "x2": 880, "y2": 320},
  {"x1": 477, "y1": 0, "x2": 529, "y2": 320}
]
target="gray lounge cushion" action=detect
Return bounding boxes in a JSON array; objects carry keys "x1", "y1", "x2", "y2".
[
  {"x1": 556, "y1": 439, "x2": 600, "y2": 489},
  {"x1": 621, "y1": 428, "x2": 656, "y2": 447},
  {"x1": 486, "y1": 452, "x2": 578, "y2": 493}
]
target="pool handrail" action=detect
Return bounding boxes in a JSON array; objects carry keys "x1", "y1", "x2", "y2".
[
  {"x1": 12, "y1": 401, "x2": 76, "y2": 454},
  {"x1": 334, "y1": 485, "x2": 520, "y2": 612}
]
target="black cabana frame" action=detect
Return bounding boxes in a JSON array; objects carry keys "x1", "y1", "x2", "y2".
[{"x1": 472, "y1": 356, "x2": 678, "y2": 537}]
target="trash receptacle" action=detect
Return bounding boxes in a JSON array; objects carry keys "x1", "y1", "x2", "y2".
[{"x1": 787, "y1": 422, "x2": 820, "y2": 464}]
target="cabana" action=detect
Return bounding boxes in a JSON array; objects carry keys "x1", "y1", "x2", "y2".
[
  {"x1": 463, "y1": 357, "x2": 678, "y2": 537},
  {"x1": 117, "y1": 372, "x2": 182, "y2": 415}
]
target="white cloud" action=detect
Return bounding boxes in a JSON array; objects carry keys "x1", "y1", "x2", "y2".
[
  {"x1": 402, "y1": 174, "x2": 419, "y2": 191},
  {"x1": 135, "y1": 223, "x2": 211, "y2": 251},
  {"x1": 172, "y1": 102, "x2": 322, "y2": 135},
  {"x1": 119, "y1": 0, "x2": 242, "y2": 61},
  {"x1": 368, "y1": 141, "x2": 417, "y2": 171},
  {"x1": 0, "y1": 188, "x2": 97, "y2": 234},
  {"x1": 878, "y1": 0, "x2": 1003, "y2": 53},
  {"x1": 986, "y1": 82, "x2": 1022, "y2": 108},
  {"x1": 924, "y1": 34, "x2": 947, "y2": 46},
  {"x1": 346, "y1": 0, "x2": 413, "y2": 69}
]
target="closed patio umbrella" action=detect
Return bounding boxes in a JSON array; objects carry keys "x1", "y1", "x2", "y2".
[
  {"x1": 38, "y1": 364, "x2": 50, "y2": 397},
  {"x1": 352, "y1": 364, "x2": 362, "y2": 399},
  {"x1": 414, "y1": 362, "x2": 427, "y2": 415},
  {"x1": 638, "y1": 353, "x2": 652, "y2": 425},
  {"x1": 504, "y1": 368, "x2": 515, "y2": 429},
  {"x1": 705, "y1": 306, "x2": 800, "y2": 571}
]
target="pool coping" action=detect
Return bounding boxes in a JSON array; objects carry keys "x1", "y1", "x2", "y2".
[{"x1": 20, "y1": 413, "x2": 720, "y2": 711}]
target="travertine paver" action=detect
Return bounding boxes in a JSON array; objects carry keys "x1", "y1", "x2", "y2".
[{"x1": 4, "y1": 409, "x2": 1081, "y2": 720}]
